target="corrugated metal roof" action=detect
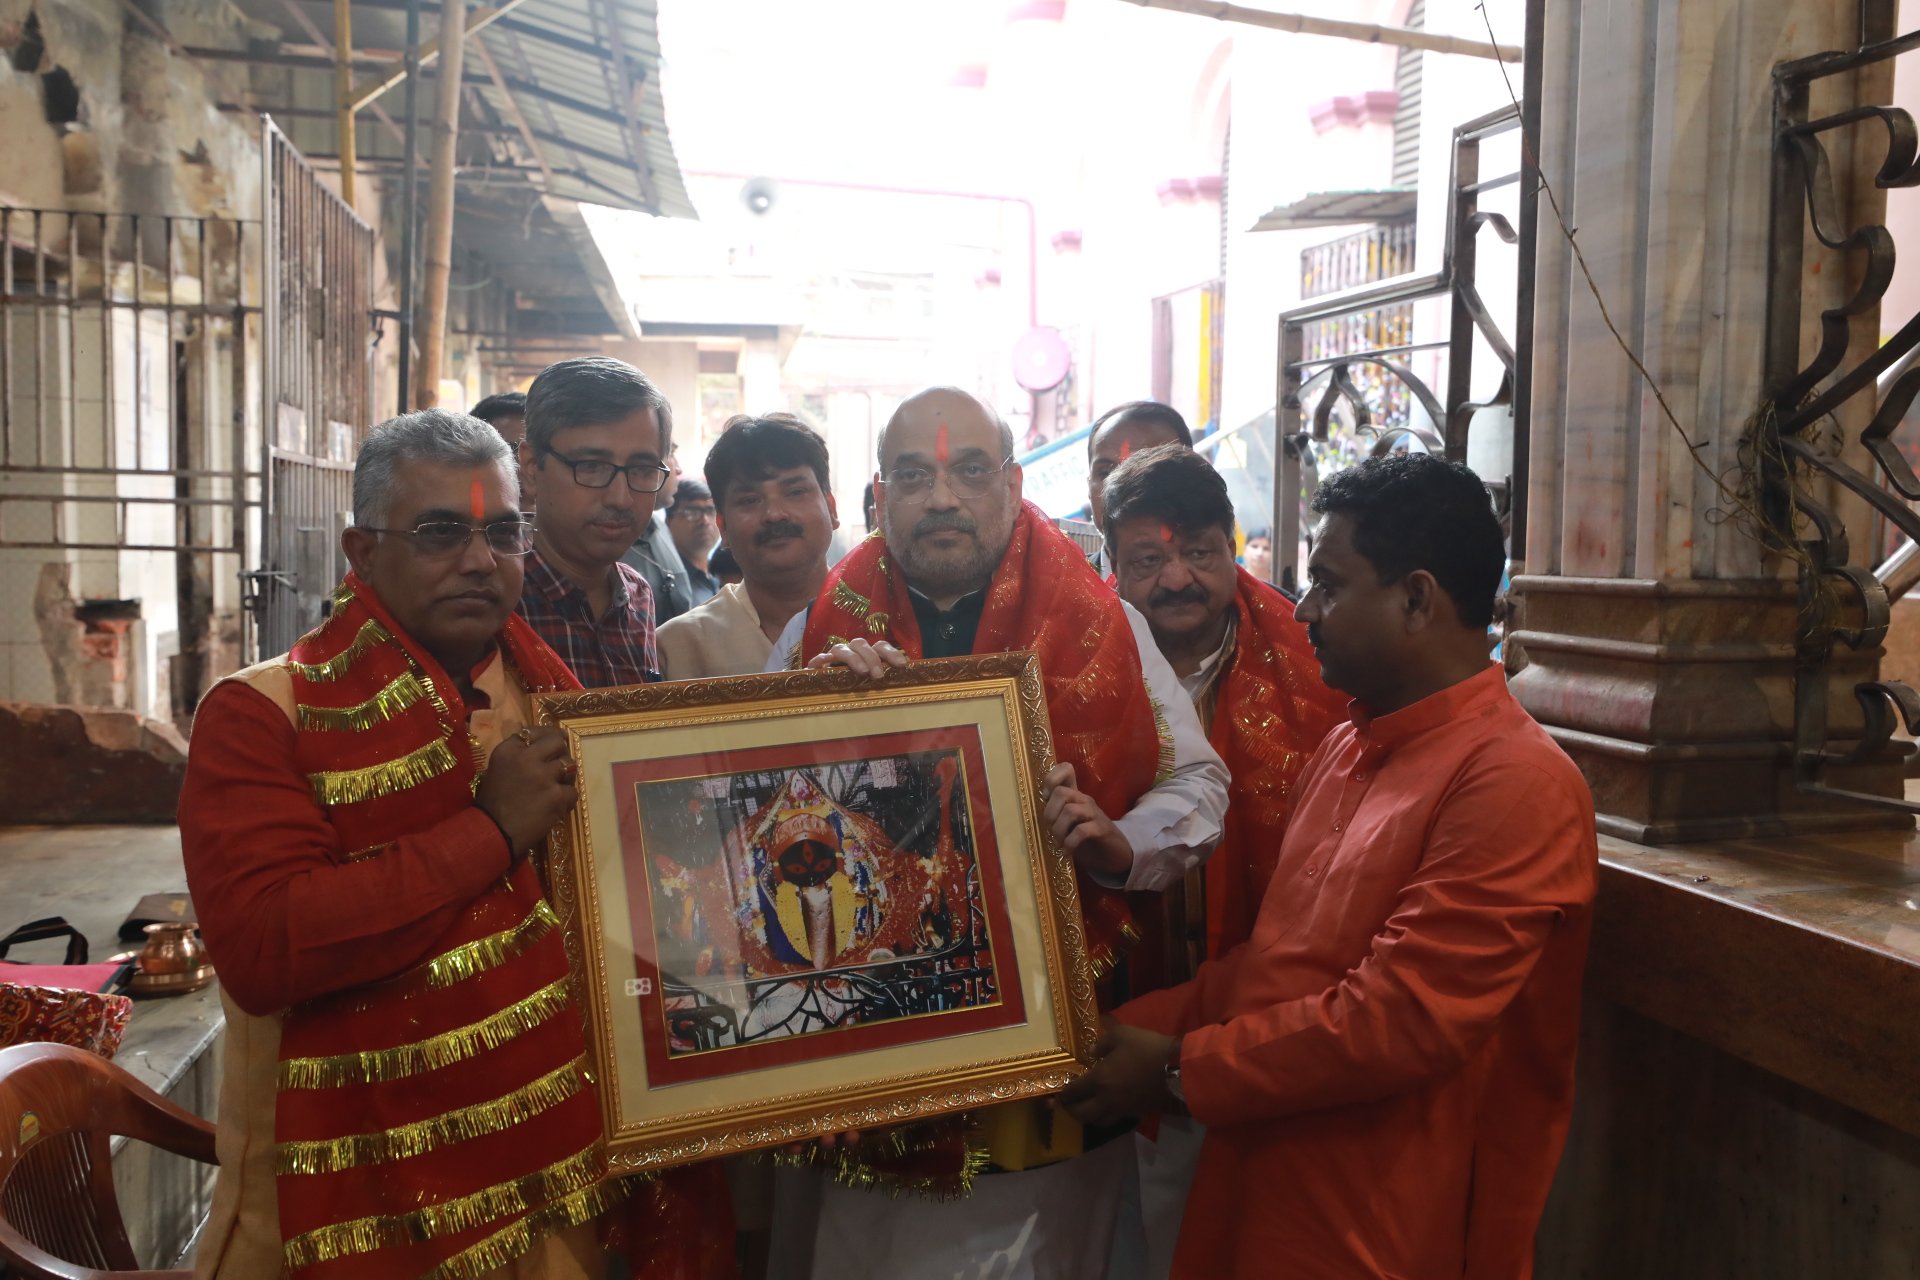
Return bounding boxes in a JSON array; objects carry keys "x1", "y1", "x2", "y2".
[
  {"x1": 244, "y1": 0, "x2": 693, "y2": 220},
  {"x1": 465, "y1": 0, "x2": 694, "y2": 217}
]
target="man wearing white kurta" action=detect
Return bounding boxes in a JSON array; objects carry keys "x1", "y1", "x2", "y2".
[
  {"x1": 764, "y1": 387, "x2": 1228, "y2": 1280},
  {"x1": 658, "y1": 412, "x2": 842, "y2": 681}
]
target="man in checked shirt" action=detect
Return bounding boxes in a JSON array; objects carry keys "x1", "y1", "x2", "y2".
[{"x1": 513, "y1": 356, "x2": 672, "y2": 688}]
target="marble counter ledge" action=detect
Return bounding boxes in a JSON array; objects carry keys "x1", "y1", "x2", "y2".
[
  {"x1": 1592, "y1": 828, "x2": 1920, "y2": 1139},
  {"x1": 0, "y1": 824, "x2": 223, "y2": 1100}
]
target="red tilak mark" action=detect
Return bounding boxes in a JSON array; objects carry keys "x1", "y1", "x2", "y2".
[
  {"x1": 935, "y1": 421, "x2": 951, "y2": 464},
  {"x1": 470, "y1": 480, "x2": 486, "y2": 521},
  {"x1": 1121, "y1": 440, "x2": 1133, "y2": 462},
  {"x1": 1160, "y1": 524, "x2": 1174, "y2": 543}
]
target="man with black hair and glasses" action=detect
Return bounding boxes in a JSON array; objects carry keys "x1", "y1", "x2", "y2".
[
  {"x1": 470, "y1": 389, "x2": 528, "y2": 445},
  {"x1": 514, "y1": 356, "x2": 672, "y2": 689},
  {"x1": 624, "y1": 447, "x2": 697, "y2": 625}
]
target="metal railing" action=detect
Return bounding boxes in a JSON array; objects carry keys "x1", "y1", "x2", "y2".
[
  {"x1": 1274, "y1": 106, "x2": 1529, "y2": 594},
  {"x1": 0, "y1": 207, "x2": 262, "y2": 713},
  {"x1": 0, "y1": 209, "x2": 259, "y2": 555},
  {"x1": 1300, "y1": 222, "x2": 1417, "y2": 300},
  {"x1": 256, "y1": 118, "x2": 378, "y2": 657},
  {"x1": 1761, "y1": 5, "x2": 1920, "y2": 815}
]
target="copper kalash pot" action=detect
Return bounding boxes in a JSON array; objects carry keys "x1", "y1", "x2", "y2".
[{"x1": 130, "y1": 922, "x2": 215, "y2": 995}]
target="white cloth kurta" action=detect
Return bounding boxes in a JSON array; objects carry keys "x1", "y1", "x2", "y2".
[
  {"x1": 765, "y1": 590, "x2": 1228, "y2": 1279},
  {"x1": 656, "y1": 581, "x2": 776, "y2": 679}
]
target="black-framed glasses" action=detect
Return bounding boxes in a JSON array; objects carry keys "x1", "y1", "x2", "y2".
[
  {"x1": 544, "y1": 448, "x2": 672, "y2": 493},
  {"x1": 362, "y1": 519, "x2": 535, "y2": 558},
  {"x1": 668, "y1": 504, "x2": 718, "y2": 523},
  {"x1": 883, "y1": 456, "x2": 1014, "y2": 504}
]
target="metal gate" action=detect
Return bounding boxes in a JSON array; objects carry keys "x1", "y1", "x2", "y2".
[
  {"x1": 0, "y1": 206, "x2": 260, "y2": 717},
  {"x1": 258, "y1": 119, "x2": 377, "y2": 656}
]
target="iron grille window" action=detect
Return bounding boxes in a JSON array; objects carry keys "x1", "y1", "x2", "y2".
[{"x1": 1299, "y1": 223, "x2": 1417, "y2": 431}]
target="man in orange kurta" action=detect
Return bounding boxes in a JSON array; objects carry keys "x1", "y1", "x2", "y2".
[
  {"x1": 1100, "y1": 442, "x2": 1346, "y2": 1276},
  {"x1": 1064, "y1": 454, "x2": 1598, "y2": 1279}
]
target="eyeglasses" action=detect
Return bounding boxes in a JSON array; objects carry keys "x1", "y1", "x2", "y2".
[
  {"x1": 362, "y1": 520, "x2": 536, "y2": 558},
  {"x1": 883, "y1": 456, "x2": 1014, "y2": 505},
  {"x1": 669, "y1": 505, "x2": 718, "y2": 522},
  {"x1": 543, "y1": 448, "x2": 673, "y2": 493}
]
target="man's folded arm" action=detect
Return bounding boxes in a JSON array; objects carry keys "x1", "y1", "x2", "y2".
[
  {"x1": 180, "y1": 678, "x2": 513, "y2": 1017},
  {"x1": 1176, "y1": 763, "x2": 1594, "y2": 1127}
]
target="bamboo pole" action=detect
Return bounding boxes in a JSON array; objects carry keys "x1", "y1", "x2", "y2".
[
  {"x1": 345, "y1": 0, "x2": 537, "y2": 112},
  {"x1": 333, "y1": 0, "x2": 356, "y2": 209},
  {"x1": 413, "y1": 0, "x2": 467, "y2": 409},
  {"x1": 1116, "y1": 0, "x2": 1521, "y2": 62}
]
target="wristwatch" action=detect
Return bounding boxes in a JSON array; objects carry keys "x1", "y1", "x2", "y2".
[{"x1": 1163, "y1": 1041, "x2": 1186, "y2": 1105}]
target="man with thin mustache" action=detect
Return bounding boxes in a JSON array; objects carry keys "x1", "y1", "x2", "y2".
[
  {"x1": 514, "y1": 357, "x2": 670, "y2": 688},
  {"x1": 658, "y1": 412, "x2": 839, "y2": 679},
  {"x1": 1099, "y1": 443, "x2": 1345, "y2": 1276}
]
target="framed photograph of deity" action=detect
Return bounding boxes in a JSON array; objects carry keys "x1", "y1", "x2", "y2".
[{"x1": 534, "y1": 654, "x2": 1099, "y2": 1172}]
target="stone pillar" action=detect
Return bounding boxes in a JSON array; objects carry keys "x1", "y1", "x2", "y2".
[{"x1": 1512, "y1": 0, "x2": 1909, "y2": 840}]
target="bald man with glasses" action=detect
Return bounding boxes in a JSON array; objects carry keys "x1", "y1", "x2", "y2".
[{"x1": 768, "y1": 386, "x2": 1228, "y2": 1280}]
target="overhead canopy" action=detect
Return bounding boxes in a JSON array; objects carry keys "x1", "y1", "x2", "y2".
[
  {"x1": 455, "y1": 0, "x2": 695, "y2": 217},
  {"x1": 224, "y1": 0, "x2": 694, "y2": 216},
  {"x1": 1250, "y1": 189, "x2": 1417, "y2": 232},
  {"x1": 213, "y1": 0, "x2": 697, "y2": 338}
]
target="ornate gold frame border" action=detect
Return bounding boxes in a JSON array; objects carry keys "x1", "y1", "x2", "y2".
[{"x1": 534, "y1": 653, "x2": 1098, "y2": 1172}]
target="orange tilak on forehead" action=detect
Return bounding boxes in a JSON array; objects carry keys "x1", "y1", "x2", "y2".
[
  {"x1": 469, "y1": 479, "x2": 486, "y2": 521},
  {"x1": 1121, "y1": 439, "x2": 1133, "y2": 462},
  {"x1": 935, "y1": 420, "x2": 950, "y2": 464},
  {"x1": 1160, "y1": 523, "x2": 1174, "y2": 543}
]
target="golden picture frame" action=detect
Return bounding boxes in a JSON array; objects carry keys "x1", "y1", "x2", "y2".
[{"x1": 534, "y1": 653, "x2": 1099, "y2": 1173}]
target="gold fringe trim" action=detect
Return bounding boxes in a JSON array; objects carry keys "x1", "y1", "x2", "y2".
[
  {"x1": 297, "y1": 671, "x2": 431, "y2": 732},
  {"x1": 278, "y1": 975, "x2": 574, "y2": 1090},
  {"x1": 421, "y1": 900, "x2": 560, "y2": 991},
  {"x1": 287, "y1": 618, "x2": 390, "y2": 683},
  {"x1": 424, "y1": 1177, "x2": 631, "y2": 1280},
  {"x1": 308, "y1": 737, "x2": 460, "y2": 807},
  {"x1": 1086, "y1": 920, "x2": 1143, "y2": 982},
  {"x1": 275, "y1": 1055, "x2": 591, "y2": 1175},
  {"x1": 281, "y1": 1144, "x2": 609, "y2": 1268},
  {"x1": 865, "y1": 611, "x2": 890, "y2": 634},
  {"x1": 831, "y1": 579, "x2": 873, "y2": 620},
  {"x1": 1148, "y1": 693, "x2": 1177, "y2": 786},
  {"x1": 770, "y1": 1120, "x2": 988, "y2": 1201}
]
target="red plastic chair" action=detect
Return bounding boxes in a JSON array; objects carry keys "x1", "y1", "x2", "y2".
[{"x1": 0, "y1": 1042, "x2": 217, "y2": 1278}]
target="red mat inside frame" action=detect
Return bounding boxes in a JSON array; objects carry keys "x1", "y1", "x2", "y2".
[{"x1": 611, "y1": 725, "x2": 1031, "y2": 1088}]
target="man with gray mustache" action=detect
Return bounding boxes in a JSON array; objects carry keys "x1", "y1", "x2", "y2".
[{"x1": 765, "y1": 386, "x2": 1229, "y2": 1280}]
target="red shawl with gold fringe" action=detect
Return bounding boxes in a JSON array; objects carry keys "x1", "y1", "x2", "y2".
[
  {"x1": 276, "y1": 575, "x2": 732, "y2": 1280},
  {"x1": 801, "y1": 500, "x2": 1165, "y2": 979},
  {"x1": 1204, "y1": 567, "x2": 1347, "y2": 957}
]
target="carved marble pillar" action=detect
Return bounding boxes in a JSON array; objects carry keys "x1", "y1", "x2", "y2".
[{"x1": 1512, "y1": 0, "x2": 1910, "y2": 840}]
